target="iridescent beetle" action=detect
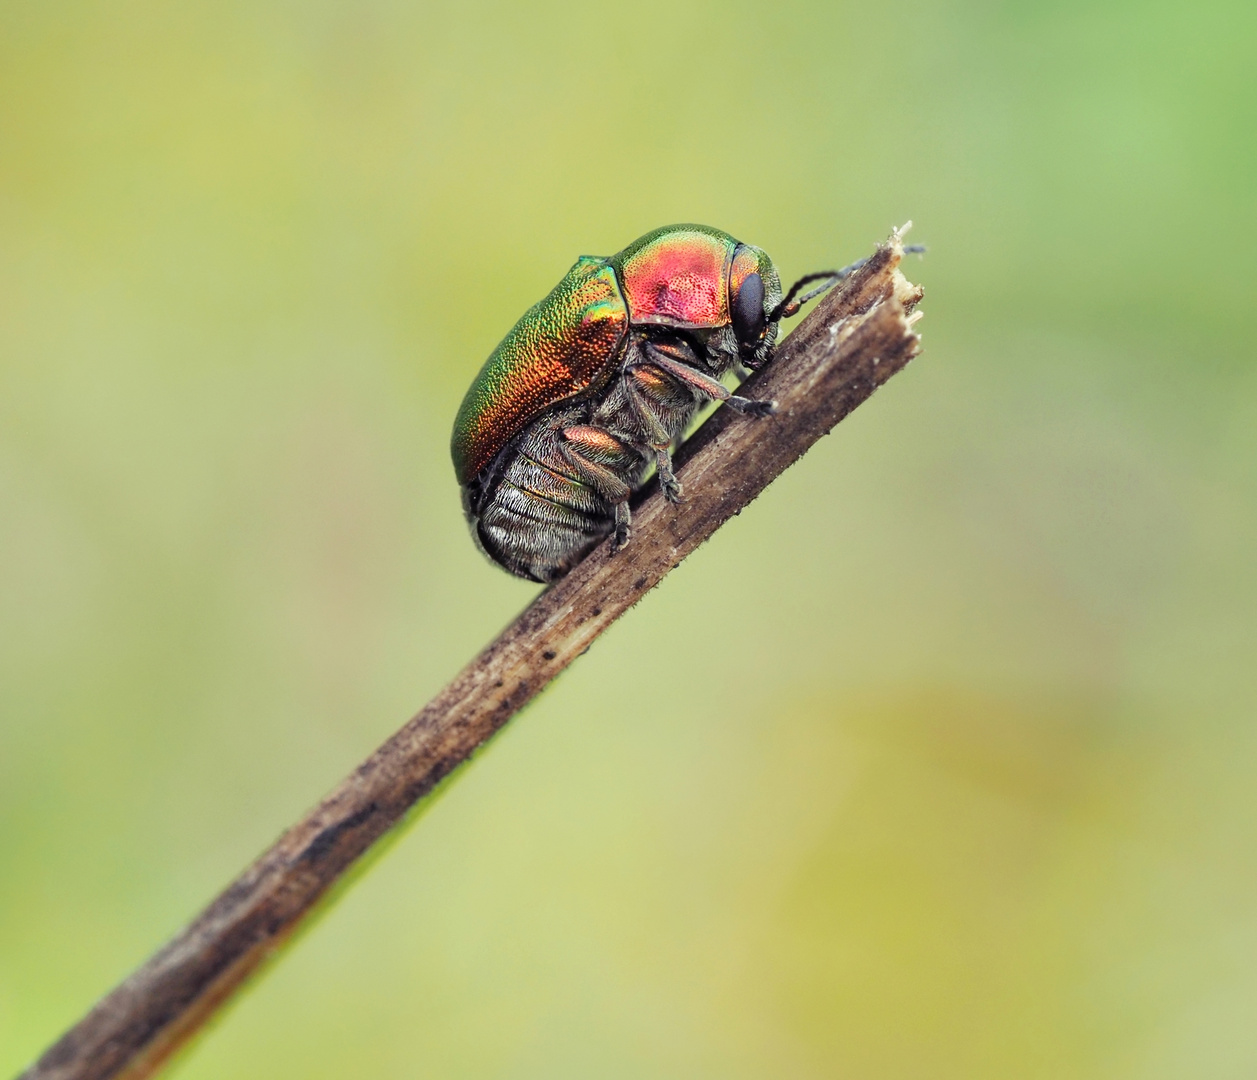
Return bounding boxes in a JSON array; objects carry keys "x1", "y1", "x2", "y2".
[{"x1": 451, "y1": 224, "x2": 841, "y2": 582}]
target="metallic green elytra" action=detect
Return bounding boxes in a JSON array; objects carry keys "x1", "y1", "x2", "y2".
[
  {"x1": 452, "y1": 224, "x2": 842, "y2": 582},
  {"x1": 451, "y1": 257, "x2": 628, "y2": 486}
]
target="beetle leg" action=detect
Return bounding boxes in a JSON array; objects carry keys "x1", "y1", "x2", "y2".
[
  {"x1": 559, "y1": 424, "x2": 637, "y2": 467},
  {"x1": 612, "y1": 499, "x2": 631, "y2": 550},
  {"x1": 558, "y1": 427, "x2": 643, "y2": 545},
  {"x1": 654, "y1": 445, "x2": 682, "y2": 503},
  {"x1": 558, "y1": 428, "x2": 635, "y2": 498},
  {"x1": 622, "y1": 369, "x2": 675, "y2": 448},
  {"x1": 621, "y1": 370, "x2": 686, "y2": 503},
  {"x1": 643, "y1": 341, "x2": 776, "y2": 417},
  {"x1": 558, "y1": 455, "x2": 631, "y2": 504},
  {"x1": 558, "y1": 424, "x2": 646, "y2": 544}
]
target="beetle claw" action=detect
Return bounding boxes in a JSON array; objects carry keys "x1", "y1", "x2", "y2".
[
  {"x1": 610, "y1": 501, "x2": 632, "y2": 552},
  {"x1": 730, "y1": 397, "x2": 776, "y2": 417},
  {"x1": 662, "y1": 477, "x2": 684, "y2": 504}
]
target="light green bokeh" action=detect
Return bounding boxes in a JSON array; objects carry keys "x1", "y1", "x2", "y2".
[{"x1": 1, "y1": 0, "x2": 1254, "y2": 1076}]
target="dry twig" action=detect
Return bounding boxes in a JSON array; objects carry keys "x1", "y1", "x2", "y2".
[{"x1": 20, "y1": 226, "x2": 925, "y2": 1080}]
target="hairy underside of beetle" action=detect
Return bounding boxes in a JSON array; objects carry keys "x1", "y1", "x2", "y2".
[{"x1": 464, "y1": 330, "x2": 772, "y2": 582}]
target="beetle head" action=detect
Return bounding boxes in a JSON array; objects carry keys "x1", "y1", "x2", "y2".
[{"x1": 728, "y1": 244, "x2": 783, "y2": 368}]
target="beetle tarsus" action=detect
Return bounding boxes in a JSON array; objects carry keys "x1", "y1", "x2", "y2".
[
  {"x1": 727, "y1": 396, "x2": 776, "y2": 417},
  {"x1": 655, "y1": 447, "x2": 683, "y2": 503},
  {"x1": 611, "y1": 501, "x2": 631, "y2": 551}
]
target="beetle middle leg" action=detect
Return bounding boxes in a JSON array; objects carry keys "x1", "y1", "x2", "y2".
[{"x1": 621, "y1": 366, "x2": 688, "y2": 504}]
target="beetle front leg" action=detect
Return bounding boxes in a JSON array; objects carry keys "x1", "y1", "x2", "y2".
[{"x1": 643, "y1": 341, "x2": 776, "y2": 416}]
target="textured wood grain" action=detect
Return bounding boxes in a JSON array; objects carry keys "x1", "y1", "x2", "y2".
[{"x1": 18, "y1": 227, "x2": 924, "y2": 1080}]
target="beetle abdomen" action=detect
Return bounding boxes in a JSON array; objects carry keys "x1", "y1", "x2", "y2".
[{"x1": 469, "y1": 408, "x2": 641, "y2": 582}]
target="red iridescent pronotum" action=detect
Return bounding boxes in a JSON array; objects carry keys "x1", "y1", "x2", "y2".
[{"x1": 451, "y1": 224, "x2": 847, "y2": 582}]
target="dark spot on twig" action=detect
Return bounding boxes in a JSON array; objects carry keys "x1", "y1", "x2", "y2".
[
  {"x1": 542, "y1": 650, "x2": 556, "y2": 660},
  {"x1": 299, "y1": 802, "x2": 379, "y2": 865}
]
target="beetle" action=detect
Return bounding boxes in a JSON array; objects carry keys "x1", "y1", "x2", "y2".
[{"x1": 451, "y1": 224, "x2": 843, "y2": 582}]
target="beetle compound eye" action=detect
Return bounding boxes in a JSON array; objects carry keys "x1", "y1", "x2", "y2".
[{"x1": 731, "y1": 271, "x2": 766, "y2": 346}]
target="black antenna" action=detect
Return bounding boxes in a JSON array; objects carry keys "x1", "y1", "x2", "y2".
[{"x1": 769, "y1": 245, "x2": 926, "y2": 323}]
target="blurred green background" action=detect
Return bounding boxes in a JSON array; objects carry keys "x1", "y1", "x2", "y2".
[{"x1": 2, "y1": 0, "x2": 1255, "y2": 1076}]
